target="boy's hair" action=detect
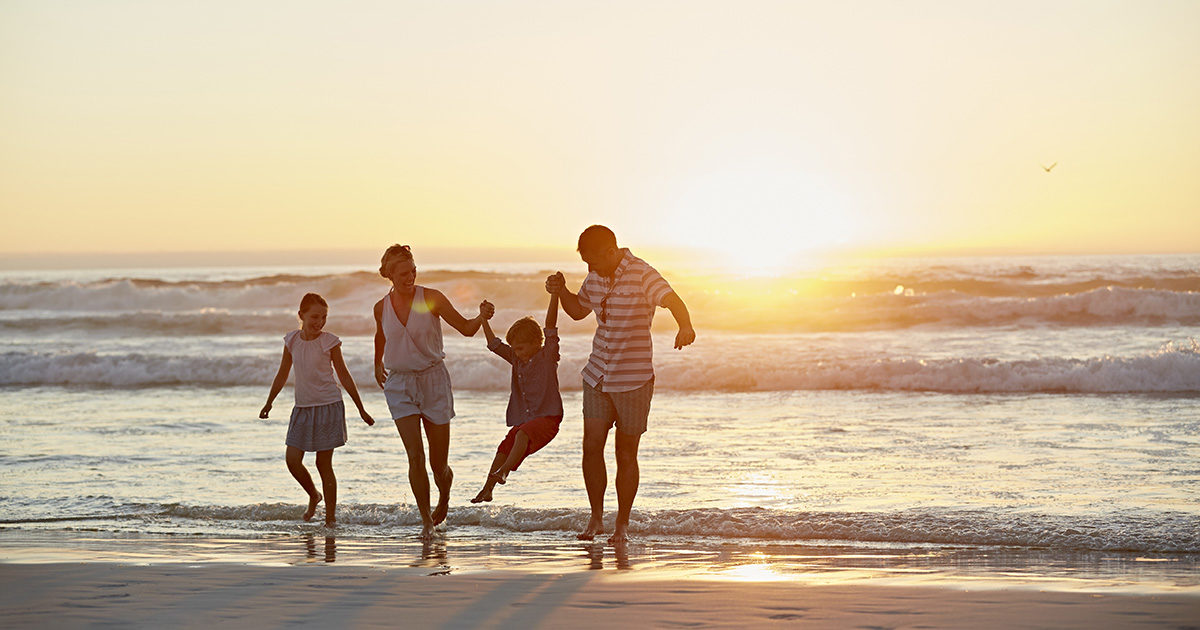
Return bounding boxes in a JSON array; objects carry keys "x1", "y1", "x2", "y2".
[
  {"x1": 299, "y1": 293, "x2": 328, "y2": 314},
  {"x1": 505, "y1": 317, "x2": 543, "y2": 345},
  {"x1": 577, "y1": 225, "x2": 617, "y2": 252},
  {"x1": 379, "y1": 244, "x2": 414, "y2": 278}
]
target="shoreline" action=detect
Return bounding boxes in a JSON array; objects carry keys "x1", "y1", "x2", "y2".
[{"x1": 2, "y1": 562, "x2": 1197, "y2": 629}]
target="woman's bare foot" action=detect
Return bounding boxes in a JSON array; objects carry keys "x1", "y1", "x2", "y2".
[
  {"x1": 431, "y1": 466, "x2": 453, "y2": 526},
  {"x1": 303, "y1": 492, "x2": 322, "y2": 521},
  {"x1": 576, "y1": 515, "x2": 604, "y2": 540},
  {"x1": 419, "y1": 522, "x2": 435, "y2": 541}
]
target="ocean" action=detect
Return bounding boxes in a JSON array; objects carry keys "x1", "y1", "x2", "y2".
[{"x1": 2, "y1": 254, "x2": 1198, "y2": 589}]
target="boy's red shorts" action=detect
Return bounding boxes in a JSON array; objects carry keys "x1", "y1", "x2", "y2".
[{"x1": 496, "y1": 415, "x2": 562, "y2": 471}]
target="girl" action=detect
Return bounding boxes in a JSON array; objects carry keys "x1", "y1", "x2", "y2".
[
  {"x1": 373, "y1": 244, "x2": 493, "y2": 540},
  {"x1": 261, "y1": 292, "x2": 374, "y2": 527}
]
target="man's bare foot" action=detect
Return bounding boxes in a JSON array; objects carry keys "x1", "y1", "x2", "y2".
[
  {"x1": 303, "y1": 492, "x2": 322, "y2": 521},
  {"x1": 577, "y1": 516, "x2": 604, "y2": 541},
  {"x1": 431, "y1": 466, "x2": 453, "y2": 526},
  {"x1": 470, "y1": 485, "x2": 493, "y2": 503}
]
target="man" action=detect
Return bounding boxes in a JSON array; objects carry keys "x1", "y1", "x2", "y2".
[{"x1": 547, "y1": 225, "x2": 695, "y2": 544}]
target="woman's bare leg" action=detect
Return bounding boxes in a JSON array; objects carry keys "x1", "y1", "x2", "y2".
[
  {"x1": 394, "y1": 415, "x2": 433, "y2": 539},
  {"x1": 424, "y1": 419, "x2": 453, "y2": 526}
]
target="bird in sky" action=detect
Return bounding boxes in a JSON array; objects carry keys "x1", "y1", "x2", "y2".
[{"x1": 1042, "y1": 162, "x2": 1057, "y2": 173}]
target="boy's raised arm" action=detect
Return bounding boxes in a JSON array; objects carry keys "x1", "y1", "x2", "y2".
[{"x1": 545, "y1": 290, "x2": 559, "y2": 329}]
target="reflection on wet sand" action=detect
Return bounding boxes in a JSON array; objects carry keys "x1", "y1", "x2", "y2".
[
  {"x1": 302, "y1": 534, "x2": 336, "y2": 563},
  {"x1": 583, "y1": 542, "x2": 632, "y2": 571}
]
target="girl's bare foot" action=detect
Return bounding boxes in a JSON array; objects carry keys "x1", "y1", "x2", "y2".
[
  {"x1": 431, "y1": 466, "x2": 453, "y2": 526},
  {"x1": 577, "y1": 515, "x2": 604, "y2": 540},
  {"x1": 303, "y1": 492, "x2": 322, "y2": 521},
  {"x1": 324, "y1": 518, "x2": 337, "y2": 528},
  {"x1": 607, "y1": 525, "x2": 629, "y2": 545}
]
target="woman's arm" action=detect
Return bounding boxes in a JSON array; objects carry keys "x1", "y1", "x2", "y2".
[
  {"x1": 331, "y1": 346, "x2": 374, "y2": 425},
  {"x1": 373, "y1": 300, "x2": 387, "y2": 389},
  {"x1": 428, "y1": 288, "x2": 489, "y2": 336},
  {"x1": 259, "y1": 348, "x2": 293, "y2": 418}
]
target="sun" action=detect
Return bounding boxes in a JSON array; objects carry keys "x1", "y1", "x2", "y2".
[{"x1": 659, "y1": 166, "x2": 855, "y2": 275}]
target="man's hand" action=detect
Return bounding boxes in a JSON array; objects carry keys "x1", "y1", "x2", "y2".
[
  {"x1": 545, "y1": 272, "x2": 565, "y2": 295},
  {"x1": 480, "y1": 300, "x2": 495, "y2": 320},
  {"x1": 674, "y1": 325, "x2": 696, "y2": 350}
]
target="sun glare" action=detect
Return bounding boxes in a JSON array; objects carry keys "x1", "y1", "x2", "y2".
[{"x1": 661, "y1": 167, "x2": 854, "y2": 276}]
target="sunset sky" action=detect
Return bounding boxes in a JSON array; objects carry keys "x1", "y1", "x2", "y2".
[{"x1": 2, "y1": 1, "x2": 1198, "y2": 266}]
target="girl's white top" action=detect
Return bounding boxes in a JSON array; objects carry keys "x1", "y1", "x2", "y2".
[
  {"x1": 382, "y1": 286, "x2": 445, "y2": 372},
  {"x1": 284, "y1": 330, "x2": 343, "y2": 407}
]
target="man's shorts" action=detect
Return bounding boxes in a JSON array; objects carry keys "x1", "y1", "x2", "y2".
[
  {"x1": 496, "y1": 415, "x2": 562, "y2": 471},
  {"x1": 384, "y1": 362, "x2": 455, "y2": 425},
  {"x1": 582, "y1": 377, "x2": 653, "y2": 436}
]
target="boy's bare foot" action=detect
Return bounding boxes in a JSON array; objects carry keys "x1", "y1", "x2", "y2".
[
  {"x1": 303, "y1": 492, "x2": 322, "y2": 521},
  {"x1": 577, "y1": 516, "x2": 604, "y2": 540},
  {"x1": 470, "y1": 486, "x2": 493, "y2": 503},
  {"x1": 431, "y1": 466, "x2": 453, "y2": 526}
]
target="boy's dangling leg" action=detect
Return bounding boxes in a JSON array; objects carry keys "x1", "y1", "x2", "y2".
[{"x1": 472, "y1": 450, "x2": 507, "y2": 503}]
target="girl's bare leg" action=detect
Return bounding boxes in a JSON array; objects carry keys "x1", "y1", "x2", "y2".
[
  {"x1": 285, "y1": 446, "x2": 321, "y2": 521},
  {"x1": 471, "y1": 450, "x2": 507, "y2": 503},
  {"x1": 395, "y1": 415, "x2": 433, "y2": 539},
  {"x1": 315, "y1": 449, "x2": 336, "y2": 527},
  {"x1": 424, "y1": 419, "x2": 453, "y2": 526}
]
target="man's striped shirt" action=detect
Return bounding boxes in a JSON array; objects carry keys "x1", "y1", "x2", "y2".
[{"x1": 577, "y1": 249, "x2": 674, "y2": 392}]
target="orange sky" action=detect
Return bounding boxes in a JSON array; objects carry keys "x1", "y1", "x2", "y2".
[{"x1": 2, "y1": 1, "x2": 1198, "y2": 266}]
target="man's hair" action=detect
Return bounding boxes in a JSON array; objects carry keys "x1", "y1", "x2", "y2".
[
  {"x1": 299, "y1": 292, "x2": 328, "y2": 314},
  {"x1": 379, "y1": 244, "x2": 413, "y2": 277},
  {"x1": 577, "y1": 225, "x2": 617, "y2": 252},
  {"x1": 505, "y1": 317, "x2": 543, "y2": 345}
]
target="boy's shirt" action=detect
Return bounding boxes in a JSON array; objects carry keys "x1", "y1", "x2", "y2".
[{"x1": 488, "y1": 328, "x2": 564, "y2": 426}]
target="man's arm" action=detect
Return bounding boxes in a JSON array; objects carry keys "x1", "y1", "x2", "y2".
[
  {"x1": 547, "y1": 272, "x2": 590, "y2": 321},
  {"x1": 662, "y1": 292, "x2": 696, "y2": 350}
]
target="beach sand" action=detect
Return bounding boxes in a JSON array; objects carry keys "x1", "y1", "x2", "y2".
[{"x1": 3, "y1": 561, "x2": 1198, "y2": 629}]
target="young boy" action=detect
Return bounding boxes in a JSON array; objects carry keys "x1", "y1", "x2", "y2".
[{"x1": 471, "y1": 287, "x2": 564, "y2": 503}]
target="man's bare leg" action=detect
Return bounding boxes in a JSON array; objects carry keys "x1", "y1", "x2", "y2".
[
  {"x1": 608, "y1": 429, "x2": 641, "y2": 544},
  {"x1": 285, "y1": 446, "x2": 322, "y2": 521},
  {"x1": 395, "y1": 415, "x2": 434, "y2": 539},
  {"x1": 578, "y1": 417, "x2": 609, "y2": 540},
  {"x1": 425, "y1": 419, "x2": 453, "y2": 526}
]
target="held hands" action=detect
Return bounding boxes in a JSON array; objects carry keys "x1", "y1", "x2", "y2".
[
  {"x1": 545, "y1": 272, "x2": 565, "y2": 295},
  {"x1": 479, "y1": 300, "x2": 495, "y2": 320},
  {"x1": 674, "y1": 325, "x2": 696, "y2": 350}
]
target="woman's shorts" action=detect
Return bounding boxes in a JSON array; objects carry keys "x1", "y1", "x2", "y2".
[
  {"x1": 582, "y1": 378, "x2": 653, "y2": 435},
  {"x1": 384, "y1": 362, "x2": 455, "y2": 424},
  {"x1": 496, "y1": 415, "x2": 562, "y2": 471},
  {"x1": 286, "y1": 400, "x2": 348, "y2": 452}
]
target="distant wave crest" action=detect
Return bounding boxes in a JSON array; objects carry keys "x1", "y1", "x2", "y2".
[{"x1": 3, "y1": 341, "x2": 1197, "y2": 393}]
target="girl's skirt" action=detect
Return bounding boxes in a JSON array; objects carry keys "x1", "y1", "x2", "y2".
[{"x1": 286, "y1": 400, "x2": 348, "y2": 452}]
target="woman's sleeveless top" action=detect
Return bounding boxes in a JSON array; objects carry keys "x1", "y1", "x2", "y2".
[{"x1": 382, "y1": 286, "x2": 445, "y2": 372}]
